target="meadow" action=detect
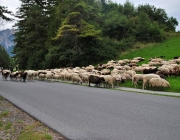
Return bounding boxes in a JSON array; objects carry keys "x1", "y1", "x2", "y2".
[{"x1": 118, "y1": 34, "x2": 180, "y2": 93}]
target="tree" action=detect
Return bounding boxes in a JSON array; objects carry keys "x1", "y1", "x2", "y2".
[
  {"x1": 166, "y1": 17, "x2": 178, "y2": 31},
  {"x1": 0, "y1": 45, "x2": 10, "y2": 68},
  {"x1": 13, "y1": 0, "x2": 55, "y2": 69},
  {"x1": 0, "y1": 5, "x2": 13, "y2": 21},
  {"x1": 47, "y1": 1, "x2": 102, "y2": 67}
]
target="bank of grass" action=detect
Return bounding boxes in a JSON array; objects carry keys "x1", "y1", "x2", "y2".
[
  {"x1": 118, "y1": 34, "x2": 180, "y2": 93},
  {"x1": 119, "y1": 34, "x2": 180, "y2": 63}
]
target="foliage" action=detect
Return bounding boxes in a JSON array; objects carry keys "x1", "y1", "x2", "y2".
[
  {"x1": 11, "y1": 0, "x2": 178, "y2": 69},
  {"x1": 0, "y1": 5, "x2": 13, "y2": 21},
  {"x1": 0, "y1": 45, "x2": 10, "y2": 68},
  {"x1": 13, "y1": 0, "x2": 52, "y2": 69}
]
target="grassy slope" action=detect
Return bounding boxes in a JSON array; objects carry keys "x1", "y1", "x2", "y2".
[
  {"x1": 118, "y1": 34, "x2": 180, "y2": 93},
  {"x1": 119, "y1": 34, "x2": 180, "y2": 61}
]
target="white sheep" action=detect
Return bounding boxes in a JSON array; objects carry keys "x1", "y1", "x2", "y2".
[
  {"x1": 53, "y1": 73, "x2": 61, "y2": 81},
  {"x1": 133, "y1": 66, "x2": 145, "y2": 73},
  {"x1": 120, "y1": 73, "x2": 132, "y2": 81},
  {"x1": 149, "y1": 78, "x2": 170, "y2": 89},
  {"x1": 79, "y1": 73, "x2": 89, "y2": 85},
  {"x1": 123, "y1": 70, "x2": 136, "y2": 77},
  {"x1": 101, "y1": 69, "x2": 111, "y2": 75},
  {"x1": 38, "y1": 73, "x2": 46, "y2": 81},
  {"x1": 142, "y1": 74, "x2": 160, "y2": 90},
  {"x1": 132, "y1": 74, "x2": 145, "y2": 87},
  {"x1": 25, "y1": 70, "x2": 34, "y2": 81},
  {"x1": 45, "y1": 72, "x2": 54, "y2": 82},
  {"x1": 157, "y1": 67, "x2": 170, "y2": 77},
  {"x1": 102, "y1": 75, "x2": 121, "y2": 88},
  {"x1": 72, "y1": 75, "x2": 82, "y2": 85}
]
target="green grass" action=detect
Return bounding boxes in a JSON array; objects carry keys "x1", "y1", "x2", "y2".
[
  {"x1": 119, "y1": 35, "x2": 180, "y2": 62},
  {"x1": 18, "y1": 131, "x2": 52, "y2": 140},
  {"x1": 4, "y1": 122, "x2": 12, "y2": 130},
  {"x1": 0, "y1": 111, "x2": 10, "y2": 118},
  {"x1": 118, "y1": 34, "x2": 180, "y2": 93}
]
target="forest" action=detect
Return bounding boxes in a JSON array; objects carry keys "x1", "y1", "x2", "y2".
[{"x1": 2, "y1": 0, "x2": 179, "y2": 69}]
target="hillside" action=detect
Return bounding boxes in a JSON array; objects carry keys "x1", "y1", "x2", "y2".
[
  {"x1": 116, "y1": 33, "x2": 180, "y2": 93},
  {"x1": 119, "y1": 34, "x2": 180, "y2": 62}
]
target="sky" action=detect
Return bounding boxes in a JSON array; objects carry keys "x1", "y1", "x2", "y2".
[{"x1": 0, "y1": 0, "x2": 180, "y2": 31}]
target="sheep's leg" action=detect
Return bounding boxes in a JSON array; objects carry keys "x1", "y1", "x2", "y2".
[{"x1": 143, "y1": 80, "x2": 147, "y2": 90}]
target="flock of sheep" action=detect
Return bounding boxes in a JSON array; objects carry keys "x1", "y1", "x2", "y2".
[{"x1": 1, "y1": 56, "x2": 180, "y2": 91}]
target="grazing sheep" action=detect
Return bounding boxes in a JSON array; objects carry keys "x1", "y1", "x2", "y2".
[
  {"x1": 132, "y1": 74, "x2": 144, "y2": 87},
  {"x1": 149, "y1": 78, "x2": 170, "y2": 89},
  {"x1": 142, "y1": 74, "x2": 160, "y2": 90},
  {"x1": 158, "y1": 67, "x2": 170, "y2": 77}
]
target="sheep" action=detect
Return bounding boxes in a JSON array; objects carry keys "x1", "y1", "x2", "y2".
[
  {"x1": 143, "y1": 67, "x2": 158, "y2": 74},
  {"x1": 64, "y1": 72, "x2": 72, "y2": 81},
  {"x1": 133, "y1": 66, "x2": 145, "y2": 73},
  {"x1": 10, "y1": 71, "x2": 19, "y2": 81},
  {"x1": 19, "y1": 71, "x2": 28, "y2": 82},
  {"x1": 101, "y1": 69, "x2": 111, "y2": 75},
  {"x1": 38, "y1": 73, "x2": 46, "y2": 81},
  {"x1": 102, "y1": 75, "x2": 120, "y2": 88},
  {"x1": 25, "y1": 70, "x2": 34, "y2": 81},
  {"x1": 53, "y1": 73, "x2": 61, "y2": 81},
  {"x1": 149, "y1": 78, "x2": 170, "y2": 89},
  {"x1": 118, "y1": 60, "x2": 126, "y2": 65},
  {"x1": 79, "y1": 73, "x2": 89, "y2": 85},
  {"x1": 133, "y1": 57, "x2": 145, "y2": 61},
  {"x1": 131, "y1": 59, "x2": 140, "y2": 63},
  {"x1": 72, "y1": 75, "x2": 82, "y2": 85},
  {"x1": 123, "y1": 70, "x2": 136, "y2": 77},
  {"x1": 148, "y1": 61, "x2": 162, "y2": 66},
  {"x1": 45, "y1": 72, "x2": 54, "y2": 82},
  {"x1": 123, "y1": 65, "x2": 132, "y2": 70},
  {"x1": 157, "y1": 67, "x2": 170, "y2": 77},
  {"x1": 132, "y1": 74, "x2": 144, "y2": 87},
  {"x1": 120, "y1": 73, "x2": 132, "y2": 81},
  {"x1": 88, "y1": 75, "x2": 105, "y2": 87},
  {"x1": 1, "y1": 69, "x2": 10, "y2": 80},
  {"x1": 142, "y1": 74, "x2": 160, "y2": 90},
  {"x1": 141, "y1": 64, "x2": 149, "y2": 67}
]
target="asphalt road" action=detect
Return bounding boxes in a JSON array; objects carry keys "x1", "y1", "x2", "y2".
[{"x1": 0, "y1": 77, "x2": 180, "y2": 140}]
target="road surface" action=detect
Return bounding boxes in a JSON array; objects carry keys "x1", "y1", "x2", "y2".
[{"x1": 0, "y1": 78, "x2": 180, "y2": 140}]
